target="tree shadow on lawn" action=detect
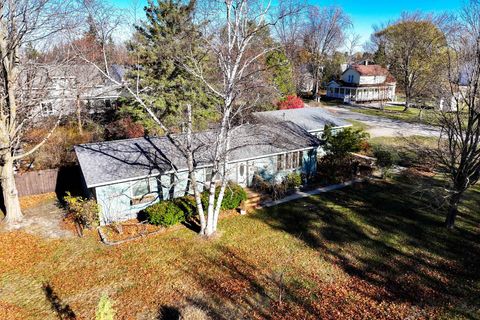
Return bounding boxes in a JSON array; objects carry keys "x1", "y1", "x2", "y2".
[
  {"x1": 42, "y1": 283, "x2": 76, "y2": 320},
  {"x1": 253, "y1": 178, "x2": 480, "y2": 317},
  {"x1": 180, "y1": 245, "x2": 348, "y2": 319}
]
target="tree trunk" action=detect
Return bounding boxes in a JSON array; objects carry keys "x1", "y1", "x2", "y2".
[
  {"x1": 1, "y1": 156, "x2": 22, "y2": 223},
  {"x1": 185, "y1": 104, "x2": 206, "y2": 234},
  {"x1": 204, "y1": 181, "x2": 217, "y2": 236},
  {"x1": 403, "y1": 96, "x2": 410, "y2": 112},
  {"x1": 445, "y1": 192, "x2": 462, "y2": 229},
  {"x1": 76, "y1": 95, "x2": 83, "y2": 135}
]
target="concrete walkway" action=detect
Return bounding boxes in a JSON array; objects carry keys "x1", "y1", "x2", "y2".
[{"x1": 262, "y1": 178, "x2": 365, "y2": 208}]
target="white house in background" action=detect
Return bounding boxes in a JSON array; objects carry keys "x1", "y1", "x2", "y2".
[{"x1": 326, "y1": 63, "x2": 396, "y2": 103}]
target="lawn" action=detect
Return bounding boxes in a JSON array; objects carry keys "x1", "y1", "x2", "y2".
[
  {"x1": 0, "y1": 174, "x2": 479, "y2": 319},
  {"x1": 348, "y1": 105, "x2": 441, "y2": 126}
]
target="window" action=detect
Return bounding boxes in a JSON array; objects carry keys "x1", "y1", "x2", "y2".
[
  {"x1": 239, "y1": 164, "x2": 245, "y2": 176},
  {"x1": 131, "y1": 178, "x2": 158, "y2": 205},
  {"x1": 278, "y1": 152, "x2": 304, "y2": 171},
  {"x1": 41, "y1": 102, "x2": 54, "y2": 116},
  {"x1": 334, "y1": 88, "x2": 339, "y2": 94},
  {"x1": 277, "y1": 154, "x2": 284, "y2": 171},
  {"x1": 205, "y1": 167, "x2": 213, "y2": 182},
  {"x1": 285, "y1": 153, "x2": 292, "y2": 169},
  {"x1": 132, "y1": 179, "x2": 151, "y2": 198}
]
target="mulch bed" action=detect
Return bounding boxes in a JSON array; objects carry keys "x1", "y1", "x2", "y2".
[{"x1": 98, "y1": 209, "x2": 241, "y2": 245}]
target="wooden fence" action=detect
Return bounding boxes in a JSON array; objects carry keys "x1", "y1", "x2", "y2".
[{"x1": 14, "y1": 167, "x2": 83, "y2": 197}]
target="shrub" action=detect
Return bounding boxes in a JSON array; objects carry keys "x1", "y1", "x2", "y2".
[
  {"x1": 173, "y1": 196, "x2": 197, "y2": 219},
  {"x1": 144, "y1": 200, "x2": 185, "y2": 227},
  {"x1": 64, "y1": 192, "x2": 100, "y2": 228},
  {"x1": 201, "y1": 182, "x2": 247, "y2": 210},
  {"x1": 277, "y1": 95, "x2": 304, "y2": 110},
  {"x1": 373, "y1": 146, "x2": 399, "y2": 179},
  {"x1": 105, "y1": 117, "x2": 145, "y2": 140},
  {"x1": 322, "y1": 125, "x2": 369, "y2": 158},
  {"x1": 96, "y1": 294, "x2": 115, "y2": 320},
  {"x1": 317, "y1": 154, "x2": 361, "y2": 184},
  {"x1": 284, "y1": 172, "x2": 302, "y2": 189},
  {"x1": 251, "y1": 173, "x2": 301, "y2": 200},
  {"x1": 374, "y1": 147, "x2": 398, "y2": 168}
]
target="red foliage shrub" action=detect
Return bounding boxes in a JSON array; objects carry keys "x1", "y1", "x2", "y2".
[
  {"x1": 277, "y1": 95, "x2": 304, "y2": 110},
  {"x1": 105, "y1": 117, "x2": 145, "y2": 140}
]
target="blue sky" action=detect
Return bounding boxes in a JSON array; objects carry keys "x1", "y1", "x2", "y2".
[
  {"x1": 313, "y1": 0, "x2": 463, "y2": 43},
  {"x1": 110, "y1": 0, "x2": 464, "y2": 44}
]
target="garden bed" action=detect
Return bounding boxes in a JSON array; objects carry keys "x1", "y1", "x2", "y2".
[
  {"x1": 98, "y1": 209, "x2": 242, "y2": 245},
  {"x1": 98, "y1": 220, "x2": 167, "y2": 245}
]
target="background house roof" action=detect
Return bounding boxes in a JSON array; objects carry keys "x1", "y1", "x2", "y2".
[
  {"x1": 75, "y1": 122, "x2": 320, "y2": 188},
  {"x1": 346, "y1": 64, "x2": 396, "y2": 83},
  {"x1": 252, "y1": 107, "x2": 351, "y2": 132}
]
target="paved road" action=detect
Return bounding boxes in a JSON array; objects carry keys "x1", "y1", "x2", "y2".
[{"x1": 321, "y1": 105, "x2": 441, "y2": 138}]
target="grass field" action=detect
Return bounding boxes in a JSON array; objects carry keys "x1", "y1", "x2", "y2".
[
  {"x1": 0, "y1": 174, "x2": 479, "y2": 319},
  {"x1": 348, "y1": 105, "x2": 441, "y2": 126}
]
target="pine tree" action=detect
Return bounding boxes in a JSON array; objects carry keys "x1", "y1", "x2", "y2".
[
  {"x1": 266, "y1": 50, "x2": 296, "y2": 98},
  {"x1": 125, "y1": 0, "x2": 217, "y2": 133}
]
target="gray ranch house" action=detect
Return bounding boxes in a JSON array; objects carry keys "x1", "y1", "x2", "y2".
[
  {"x1": 75, "y1": 122, "x2": 320, "y2": 225},
  {"x1": 252, "y1": 107, "x2": 352, "y2": 138}
]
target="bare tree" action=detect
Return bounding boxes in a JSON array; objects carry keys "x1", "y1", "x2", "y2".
[
  {"x1": 436, "y1": 0, "x2": 480, "y2": 228},
  {"x1": 302, "y1": 6, "x2": 352, "y2": 101},
  {"x1": 0, "y1": 0, "x2": 74, "y2": 224},
  {"x1": 345, "y1": 31, "x2": 362, "y2": 61}
]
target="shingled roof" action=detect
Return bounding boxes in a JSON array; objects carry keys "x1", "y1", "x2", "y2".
[
  {"x1": 75, "y1": 122, "x2": 320, "y2": 188},
  {"x1": 349, "y1": 64, "x2": 396, "y2": 83},
  {"x1": 253, "y1": 107, "x2": 351, "y2": 132}
]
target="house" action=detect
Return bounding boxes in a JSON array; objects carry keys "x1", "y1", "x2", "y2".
[
  {"x1": 252, "y1": 107, "x2": 352, "y2": 138},
  {"x1": 326, "y1": 63, "x2": 396, "y2": 103},
  {"x1": 75, "y1": 122, "x2": 320, "y2": 225},
  {"x1": 26, "y1": 63, "x2": 128, "y2": 118}
]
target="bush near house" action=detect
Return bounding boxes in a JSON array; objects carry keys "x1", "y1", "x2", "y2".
[
  {"x1": 201, "y1": 182, "x2": 247, "y2": 210},
  {"x1": 373, "y1": 146, "x2": 399, "y2": 179},
  {"x1": 318, "y1": 126, "x2": 371, "y2": 183},
  {"x1": 322, "y1": 125, "x2": 370, "y2": 158},
  {"x1": 252, "y1": 172, "x2": 303, "y2": 200},
  {"x1": 64, "y1": 192, "x2": 100, "y2": 229},
  {"x1": 104, "y1": 116, "x2": 145, "y2": 140},
  {"x1": 277, "y1": 95, "x2": 304, "y2": 110},
  {"x1": 144, "y1": 200, "x2": 185, "y2": 227}
]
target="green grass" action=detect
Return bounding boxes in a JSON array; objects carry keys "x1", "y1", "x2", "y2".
[
  {"x1": 349, "y1": 105, "x2": 441, "y2": 126},
  {"x1": 347, "y1": 119, "x2": 370, "y2": 131},
  {"x1": 0, "y1": 175, "x2": 479, "y2": 319},
  {"x1": 369, "y1": 135, "x2": 439, "y2": 150}
]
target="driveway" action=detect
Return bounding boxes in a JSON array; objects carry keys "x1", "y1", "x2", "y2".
[{"x1": 320, "y1": 105, "x2": 441, "y2": 138}]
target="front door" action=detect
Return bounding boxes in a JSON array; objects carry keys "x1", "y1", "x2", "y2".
[{"x1": 237, "y1": 162, "x2": 247, "y2": 187}]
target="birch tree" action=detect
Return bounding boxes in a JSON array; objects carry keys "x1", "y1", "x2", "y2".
[
  {"x1": 73, "y1": 0, "x2": 298, "y2": 236},
  {"x1": 0, "y1": 0, "x2": 72, "y2": 224}
]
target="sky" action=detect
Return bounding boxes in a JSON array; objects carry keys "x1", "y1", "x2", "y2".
[
  {"x1": 109, "y1": 0, "x2": 464, "y2": 45},
  {"x1": 314, "y1": 0, "x2": 464, "y2": 43}
]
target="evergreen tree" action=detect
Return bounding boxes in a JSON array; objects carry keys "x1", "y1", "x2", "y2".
[
  {"x1": 266, "y1": 50, "x2": 296, "y2": 98},
  {"x1": 125, "y1": 0, "x2": 217, "y2": 133}
]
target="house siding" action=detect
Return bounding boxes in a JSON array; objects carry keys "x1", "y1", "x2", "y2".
[{"x1": 93, "y1": 149, "x2": 318, "y2": 225}]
